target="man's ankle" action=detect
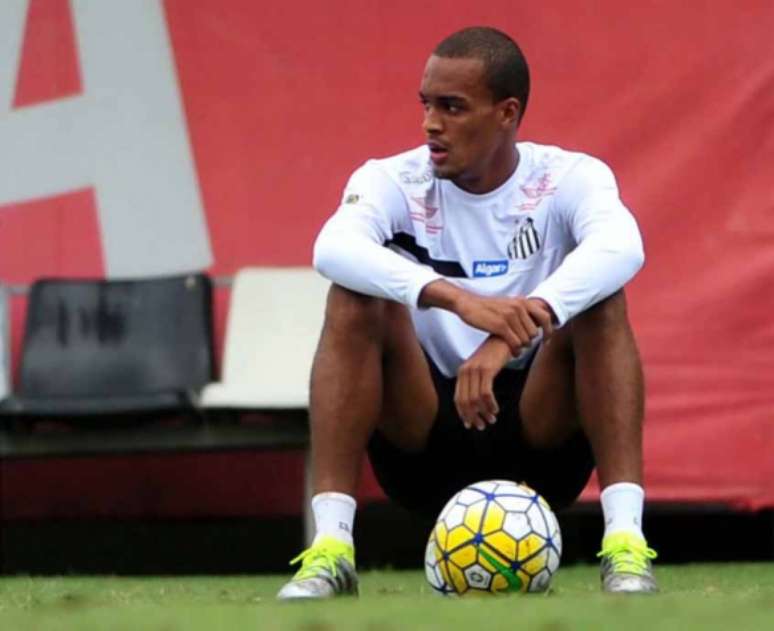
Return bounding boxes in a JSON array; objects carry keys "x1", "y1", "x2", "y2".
[{"x1": 311, "y1": 492, "x2": 357, "y2": 546}]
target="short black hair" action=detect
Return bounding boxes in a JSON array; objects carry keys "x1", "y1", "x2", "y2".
[{"x1": 434, "y1": 27, "x2": 530, "y2": 122}]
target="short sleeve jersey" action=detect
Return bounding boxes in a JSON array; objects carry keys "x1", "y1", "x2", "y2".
[{"x1": 314, "y1": 142, "x2": 644, "y2": 377}]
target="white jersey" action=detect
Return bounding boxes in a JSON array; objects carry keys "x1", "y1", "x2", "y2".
[{"x1": 313, "y1": 142, "x2": 644, "y2": 377}]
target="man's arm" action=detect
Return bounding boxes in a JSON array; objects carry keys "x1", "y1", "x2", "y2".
[
  {"x1": 528, "y1": 157, "x2": 645, "y2": 326},
  {"x1": 419, "y1": 279, "x2": 554, "y2": 355},
  {"x1": 315, "y1": 163, "x2": 554, "y2": 356},
  {"x1": 418, "y1": 279, "x2": 555, "y2": 429},
  {"x1": 451, "y1": 335, "x2": 511, "y2": 430},
  {"x1": 416, "y1": 279, "x2": 556, "y2": 430},
  {"x1": 451, "y1": 157, "x2": 644, "y2": 431},
  {"x1": 316, "y1": 159, "x2": 566, "y2": 363},
  {"x1": 313, "y1": 162, "x2": 444, "y2": 307}
]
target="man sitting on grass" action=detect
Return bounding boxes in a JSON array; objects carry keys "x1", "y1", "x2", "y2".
[{"x1": 278, "y1": 26, "x2": 657, "y2": 599}]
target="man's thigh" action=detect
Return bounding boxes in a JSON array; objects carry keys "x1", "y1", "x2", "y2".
[
  {"x1": 376, "y1": 300, "x2": 439, "y2": 453},
  {"x1": 519, "y1": 326, "x2": 581, "y2": 449},
  {"x1": 369, "y1": 352, "x2": 477, "y2": 519},
  {"x1": 370, "y1": 358, "x2": 594, "y2": 518}
]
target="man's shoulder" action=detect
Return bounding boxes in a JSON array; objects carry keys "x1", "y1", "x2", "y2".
[
  {"x1": 353, "y1": 145, "x2": 432, "y2": 188},
  {"x1": 518, "y1": 141, "x2": 616, "y2": 196},
  {"x1": 519, "y1": 141, "x2": 606, "y2": 174}
]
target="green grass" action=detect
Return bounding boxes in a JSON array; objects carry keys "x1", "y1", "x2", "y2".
[{"x1": 1, "y1": 564, "x2": 774, "y2": 631}]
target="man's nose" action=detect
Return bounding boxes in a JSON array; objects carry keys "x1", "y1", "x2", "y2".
[{"x1": 422, "y1": 107, "x2": 443, "y2": 135}]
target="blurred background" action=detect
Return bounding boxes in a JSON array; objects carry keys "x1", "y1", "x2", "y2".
[{"x1": 0, "y1": 0, "x2": 772, "y2": 574}]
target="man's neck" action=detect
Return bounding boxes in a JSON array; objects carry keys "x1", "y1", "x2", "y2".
[{"x1": 452, "y1": 144, "x2": 520, "y2": 194}]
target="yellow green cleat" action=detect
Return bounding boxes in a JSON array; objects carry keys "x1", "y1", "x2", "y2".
[
  {"x1": 597, "y1": 531, "x2": 658, "y2": 594},
  {"x1": 276, "y1": 536, "x2": 358, "y2": 600}
]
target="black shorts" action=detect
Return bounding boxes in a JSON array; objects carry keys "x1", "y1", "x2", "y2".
[{"x1": 367, "y1": 354, "x2": 595, "y2": 520}]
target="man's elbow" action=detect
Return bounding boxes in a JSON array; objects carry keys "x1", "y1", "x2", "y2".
[
  {"x1": 600, "y1": 237, "x2": 644, "y2": 282},
  {"x1": 611, "y1": 228, "x2": 645, "y2": 276},
  {"x1": 313, "y1": 225, "x2": 354, "y2": 280},
  {"x1": 312, "y1": 231, "x2": 336, "y2": 279},
  {"x1": 627, "y1": 239, "x2": 645, "y2": 276}
]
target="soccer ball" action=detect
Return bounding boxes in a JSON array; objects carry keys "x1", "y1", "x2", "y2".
[{"x1": 425, "y1": 480, "x2": 562, "y2": 595}]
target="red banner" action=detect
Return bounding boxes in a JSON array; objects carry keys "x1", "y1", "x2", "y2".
[{"x1": 2, "y1": 0, "x2": 772, "y2": 517}]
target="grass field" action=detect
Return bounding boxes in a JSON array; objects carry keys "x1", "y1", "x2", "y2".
[{"x1": 1, "y1": 564, "x2": 773, "y2": 630}]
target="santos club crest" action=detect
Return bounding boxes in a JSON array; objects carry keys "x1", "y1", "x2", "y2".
[{"x1": 507, "y1": 217, "x2": 541, "y2": 260}]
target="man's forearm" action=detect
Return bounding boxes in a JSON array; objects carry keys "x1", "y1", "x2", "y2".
[
  {"x1": 417, "y1": 279, "x2": 468, "y2": 312},
  {"x1": 314, "y1": 223, "x2": 442, "y2": 307},
  {"x1": 419, "y1": 279, "x2": 556, "y2": 322}
]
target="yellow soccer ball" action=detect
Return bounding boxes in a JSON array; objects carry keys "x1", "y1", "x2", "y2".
[{"x1": 425, "y1": 480, "x2": 562, "y2": 595}]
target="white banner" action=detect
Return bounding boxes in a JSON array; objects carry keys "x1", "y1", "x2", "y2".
[{"x1": 0, "y1": 0, "x2": 212, "y2": 278}]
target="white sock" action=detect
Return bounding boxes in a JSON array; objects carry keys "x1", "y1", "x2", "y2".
[
  {"x1": 600, "y1": 482, "x2": 645, "y2": 539},
  {"x1": 311, "y1": 492, "x2": 357, "y2": 546}
]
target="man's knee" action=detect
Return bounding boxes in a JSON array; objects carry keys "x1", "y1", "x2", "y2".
[
  {"x1": 571, "y1": 290, "x2": 630, "y2": 337},
  {"x1": 324, "y1": 285, "x2": 414, "y2": 341},
  {"x1": 324, "y1": 284, "x2": 402, "y2": 347}
]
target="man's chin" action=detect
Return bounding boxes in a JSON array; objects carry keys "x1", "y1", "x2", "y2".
[{"x1": 431, "y1": 164, "x2": 458, "y2": 180}]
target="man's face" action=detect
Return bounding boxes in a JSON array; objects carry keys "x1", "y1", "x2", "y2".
[{"x1": 419, "y1": 55, "x2": 515, "y2": 187}]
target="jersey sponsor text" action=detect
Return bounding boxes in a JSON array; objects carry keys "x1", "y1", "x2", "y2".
[{"x1": 473, "y1": 260, "x2": 509, "y2": 278}]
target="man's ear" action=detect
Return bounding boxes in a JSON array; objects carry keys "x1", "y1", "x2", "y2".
[{"x1": 501, "y1": 97, "x2": 521, "y2": 127}]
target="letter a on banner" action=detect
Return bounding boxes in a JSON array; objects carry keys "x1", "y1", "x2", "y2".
[{"x1": 0, "y1": 0, "x2": 212, "y2": 277}]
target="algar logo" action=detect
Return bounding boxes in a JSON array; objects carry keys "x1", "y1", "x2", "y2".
[{"x1": 472, "y1": 260, "x2": 509, "y2": 278}]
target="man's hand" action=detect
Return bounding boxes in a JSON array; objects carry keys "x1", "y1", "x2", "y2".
[
  {"x1": 455, "y1": 294, "x2": 554, "y2": 355},
  {"x1": 419, "y1": 280, "x2": 555, "y2": 355},
  {"x1": 454, "y1": 336, "x2": 512, "y2": 431}
]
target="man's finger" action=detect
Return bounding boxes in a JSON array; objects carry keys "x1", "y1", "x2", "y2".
[
  {"x1": 519, "y1": 310, "x2": 540, "y2": 339},
  {"x1": 481, "y1": 377, "x2": 499, "y2": 422},
  {"x1": 462, "y1": 371, "x2": 479, "y2": 430},
  {"x1": 506, "y1": 313, "x2": 530, "y2": 348},
  {"x1": 469, "y1": 367, "x2": 487, "y2": 430},
  {"x1": 499, "y1": 327, "x2": 523, "y2": 356},
  {"x1": 527, "y1": 301, "x2": 554, "y2": 338},
  {"x1": 468, "y1": 366, "x2": 497, "y2": 427}
]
